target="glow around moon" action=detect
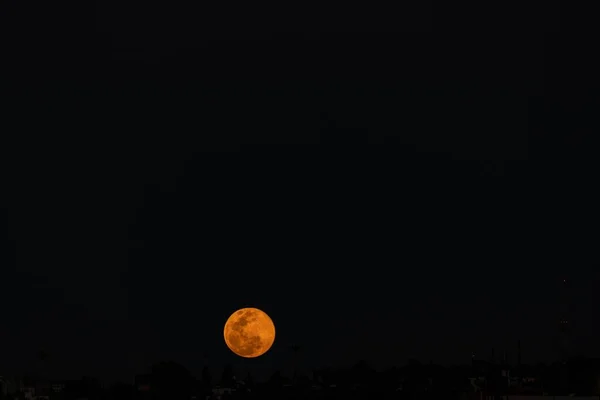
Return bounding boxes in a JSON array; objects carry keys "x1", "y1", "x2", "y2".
[{"x1": 223, "y1": 307, "x2": 275, "y2": 358}]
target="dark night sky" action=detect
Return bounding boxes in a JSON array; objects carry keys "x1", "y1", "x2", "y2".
[{"x1": 1, "y1": 0, "x2": 598, "y2": 386}]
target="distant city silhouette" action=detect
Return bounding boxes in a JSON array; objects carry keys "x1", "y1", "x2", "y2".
[{"x1": 2, "y1": 352, "x2": 600, "y2": 400}]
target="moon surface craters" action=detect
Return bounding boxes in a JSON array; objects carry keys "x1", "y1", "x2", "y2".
[{"x1": 224, "y1": 308, "x2": 275, "y2": 358}]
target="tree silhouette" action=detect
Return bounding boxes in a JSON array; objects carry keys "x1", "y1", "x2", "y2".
[
  {"x1": 37, "y1": 350, "x2": 49, "y2": 380},
  {"x1": 150, "y1": 361, "x2": 193, "y2": 400},
  {"x1": 220, "y1": 364, "x2": 235, "y2": 388},
  {"x1": 108, "y1": 382, "x2": 132, "y2": 400},
  {"x1": 201, "y1": 366, "x2": 212, "y2": 388},
  {"x1": 350, "y1": 360, "x2": 376, "y2": 387},
  {"x1": 37, "y1": 350, "x2": 48, "y2": 361},
  {"x1": 268, "y1": 370, "x2": 283, "y2": 387},
  {"x1": 0, "y1": 376, "x2": 7, "y2": 400}
]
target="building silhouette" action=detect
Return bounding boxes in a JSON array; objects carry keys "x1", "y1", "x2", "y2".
[{"x1": 558, "y1": 277, "x2": 572, "y2": 362}]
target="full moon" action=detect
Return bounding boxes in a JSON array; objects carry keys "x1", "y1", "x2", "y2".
[{"x1": 223, "y1": 307, "x2": 275, "y2": 358}]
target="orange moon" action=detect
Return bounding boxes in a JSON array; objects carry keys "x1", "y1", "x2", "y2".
[{"x1": 223, "y1": 307, "x2": 275, "y2": 358}]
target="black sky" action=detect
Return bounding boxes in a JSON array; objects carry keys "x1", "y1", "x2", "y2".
[{"x1": 1, "y1": 0, "x2": 598, "y2": 386}]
